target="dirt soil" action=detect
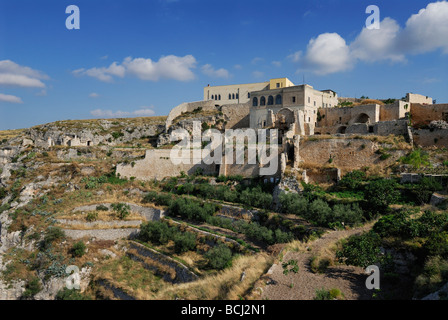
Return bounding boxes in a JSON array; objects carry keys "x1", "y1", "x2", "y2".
[{"x1": 259, "y1": 223, "x2": 375, "y2": 300}]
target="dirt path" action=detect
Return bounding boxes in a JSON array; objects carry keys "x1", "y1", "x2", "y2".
[{"x1": 260, "y1": 223, "x2": 375, "y2": 300}]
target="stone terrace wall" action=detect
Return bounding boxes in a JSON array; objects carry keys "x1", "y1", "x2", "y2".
[
  {"x1": 413, "y1": 128, "x2": 448, "y2": 148},
  {"x1": 165, "y1": 100, "x2": 217, "y2": 130},
  {"x1": 411, "y1": 103, "x2": 448, "y2": 126}
]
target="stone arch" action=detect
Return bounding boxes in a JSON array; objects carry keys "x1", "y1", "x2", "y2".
[
  {"x1": 252, "y1": 97, "x2": 258, "y2": 107},
  {"x1": 275, "y1": 94, "x2": 282, "y2": 105},
  {"x1": 276, "y1": 108, "x2": 295, "y2": 129},
  {"x1": 260, "y1": 96, "x2": 266, "y2": 106},
  {"x1": 268, "y1": 95, "x2": 274, "y2": 106},
  {"x1": 354, "y1": 113, "x2": 370, "y2": 124},
  {"x1": 337, "y1": 126, "x2": 347, "y2": 134}
]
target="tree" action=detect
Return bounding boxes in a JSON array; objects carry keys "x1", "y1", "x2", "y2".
[
  {"x1": 174, "y1": 232, "x2": 197, "y2": 254},
  {"x1": 364, "y1": 179, "x2": 400, "y2": 212},
  {"x1": 205, "y1": 244, "x2": 233, "y2": 270},
  {"x1": 336, "y1": 232, "x2": 383, "y2": 268}
]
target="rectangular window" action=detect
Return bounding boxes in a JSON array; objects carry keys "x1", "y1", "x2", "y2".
[
  {"x1": 292, "y1": 96, "x2": 296, "y2": 103},
  {"x1": 276, "y1": 83, "x2": 280, "y2": 88},
  {"x1": 308, "y1": 97, "x2": 311, "y2": 104},
  {"x1": 314, "y1": 101, "x2": 316, "y2": 106}
]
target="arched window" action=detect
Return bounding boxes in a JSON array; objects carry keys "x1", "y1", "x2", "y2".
[
  {"x1": 218, "y1": 95, "x2": 221, "y2": 100},
  {"x1": 232, "y1": 94, "x2": 235, "y2": 100},
  {"x1": 268, "y1": 95, "x2": 274, "y2": 106},
  {"x1": 260, "y1": 96, "x2": 266, "y2": 106},
  {"x1": 229, "y1": 94, "x2": 232, "y2": 100},
  {"x1": 248, "y1": 93, "x2": 251, "y2": 98},
  {"x1": 275, "y1": 94, "x2": 282, "y2": 105},
  {"x1": 211, "y1": 95, "x2": 214, "y2": 100},
  {"x1": 253, "y1": 97, "x2": 258, "y2": 107},
  {"x1": 236, "y1": 93, "x2": 239, "y2": 99}
]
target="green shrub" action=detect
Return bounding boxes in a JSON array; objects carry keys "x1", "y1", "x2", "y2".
[
  {"x1": 400, "y1": 149, "x2": 430, "y2": 169},
  {"x1": 22, "y1": 277, "x2": 42, "y2": 298},
  {"x1": 364, "y1": 179, "x2": 400, "y2": 212},
  {"x1": 71, "y1": 241, "x2": 86, "y2": 257},
  {"x1": 412, "y1": 177, "x2": 443, "y2": 205},
  {"x1": 279, "y1": 193, "x2": 308, "y2": 216},
  {"x1": 111, "y1": 203, "x2": 131, "y2": 220},
  {"x1": 205, "y1": 244, "x2": 233, "y2": 270},
  {"x1": 424, "y1": 232, "x2": 448, "y2": 257},
  {"x1": 173, "y1": 232, "x2": 197, "y2": 254},
  {"x1": 139, "y1": 221, "x2": 173, "y2": 245},
  {"x1": 336, "y1": 232, "x2": 383, "y2": 268},
  {"x1": 307, "y1": 199, "x2": 332, "y2": 226},
  {"x1": 0, "y1": 187, "x2": 6, "y2": 199},
  {"x1": 40, "y1": 227, "x2": 66, "y2": 250},
  {"x1": 338, "y1": 170, "x2": 366, "y2": 190},
  {"x1": 56, "y1": 288, "x2": 91, "y2": 300},
  {"x1": 86, "y1": 212, "x2": 98, "y2": 222},
  {"x1": 96, "y1": 204, "x2": 109, "y2": 211}
]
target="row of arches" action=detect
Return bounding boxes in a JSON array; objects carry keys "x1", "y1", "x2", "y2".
[
  {"x1": 228, "y1": 93, "x2": 239, "y2": 100},
  {"x1": 253, "y1": 94, "x2": 282, "y2": 107},
  {"x1": 211, "y1": 94, "x2": 221, "y2": 100}
]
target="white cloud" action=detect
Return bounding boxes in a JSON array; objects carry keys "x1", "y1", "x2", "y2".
[
  {"x1": 76, "y1": 55, "x2": 197, "y2": 82},
  {"x1": 123, "y1": 55, "x2": 196, "y2": 81},
  {"x1": 73, "y1": 62, "x2": 125, "y2": 82},
  {"x1": 351, "y1": 17, "x2": 405, "y2": 63},
  {"x1": 0, "y1": 93, "x2": 23, "y2": 104},
  {"x1": 90, "y1": 107, "x2": 155, "y2": 118},
  {"x1": 0, "y1": 60, "x2": 48, "y2": 88},
  {"x1": 89, "y1": 92, "x2": 100, "y2": 98},
  {"x1": 251, "y1": 57, "x2": 264, "y2": 65},
  {"x1": 272, "y1": 61, "x2": 282, "y2": 67},
  {"x1": 303, "y1": 33, "x2": 352, "y2": 75},
  {"x1": 252, "y1": 71, "x2": 265, "y2": 79},
  {"x1": 290, "y1": 1, "x2": 448, "y2": 75},
  {"x1": 233, "y1": 64, "x2": 243, "y2": 70},
  {"x1": 288, "y1": 51, "x2": 302, "y2": 63},
  {"x1": 399, "y1": 1, "x2": 448, "y2": 54},
  {"x1": 201, "y1": 64, "x2": 230, "y2": 79}
]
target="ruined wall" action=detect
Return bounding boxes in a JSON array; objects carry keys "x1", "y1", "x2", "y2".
[
  {"x1": 298, "y1": 137, "x2": 404, "y2": 173},
  {"x1": 411, "y1": 103, "x2": 448, "y2": 126},
  {"x1": 116, "y1": 149, "x2": 217, "y2": 181},
  {"x1": 374, "y1": 120, "x2": 408, "y2": 136},
  {"x1": 165, "y1": 100, "x2": 217, "y2": 129},
  {"x1": 221, "y1": 103, "x2": 250, "y2": 129},
  {"x1": 380, "y1": 101, "x2": 408, "y2": 121},
  {"x1": 413, "y1": 128, "x2": 448, "y2": 148}
]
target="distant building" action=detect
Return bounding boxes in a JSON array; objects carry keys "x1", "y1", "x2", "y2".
[{"x1": 406, "y1": 93, "x2": 433, "y2": 105}]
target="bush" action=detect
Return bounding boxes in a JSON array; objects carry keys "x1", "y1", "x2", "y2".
[
  {"x1": 71, "y1": 241, "x2": 86, "y2": 257},
  {"x1": 400, "y1": 149, "x2": 430, "y2": 169},
  {"x1": 139, "y1": 221, "x2": 173, "y2": 245},
  {"x1": 338, "y1": 170, "x2": 366, "y2": 190},
  {"x1": 22, "y1": 277, "x2": 42, "y2": 298},
  {"x1": 173, "y1": 232, "x2": 197, "y2": 254},
  {"x1": 412, "y1": 177, "x2": 443, "y2": 205},
  {"x1": 40, "y1": 227, "x2": 65, "y2": 250},
  {"x1": 307, "y1": 199, "x2": 332, "y2": 226},
  {"x1": 279, "y1": 193, "x2": 308, "y2": 216},
  {"x1": 424, "y1": 232, "x2": 448, "y2": 257},
  {"x1": 0, "y1": 187, "x2": 6, "y2": 199},
  {"x1": 364, "y1": 179, "x2": 400, "y2": 212},
  {"x1": 314, "y1": 288, "x2": 343, "y2": 300},
  {"x1": 111, "y1": 203, "x2": 131, "y2": 220},
  {"x1": 96, "y1": 204, "x2": 109, "y2": 211},
  {"x1": 86, "y1": 212, "x2": 98, "y2": 222},
  {"x1": 336, "y1": 232, "x2": 383, "y2": 268},
  {"x1": 56, "y1": 288, "x2": 91, "y2": 300},
  {"x1": 205, "y1": 244, "x2": 233, "y2": 270}
]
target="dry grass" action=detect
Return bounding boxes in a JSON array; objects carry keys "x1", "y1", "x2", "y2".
[
  {"x1": 152, "y1": 253, "x2": 273, "y2": 300},
  {"x1": 0, "y1": 128, "x2": 25, "y2": 141}
]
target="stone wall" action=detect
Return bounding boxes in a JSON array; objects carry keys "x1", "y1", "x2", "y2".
[
  {"x1": 374, "y1": 120, "x2": 409, "y2": 136},
  {"x1": 411, "y1": 103, "x2": 448, "y2": 126},
  {"x1": 165, "y1": 100, "x2": 217, "y2": 130},
  {"x1": 380, "y1": 101, "x2": 409, "y2": 121},
  {"x1": 221, "y1": 103, "x2": 250, "y2": 129},
  {"x1": 117, "y1": 149, "x2": 217, "y2": 181},
  {"x1": 413, "y1": 128, "x2": 448, "y2": 148},
  {"x1": 128, "y1": 241, "x2": 198, "y2": 283},
  {"x1": 298, "y1": 137, "x2": 405, "y2": 173}
]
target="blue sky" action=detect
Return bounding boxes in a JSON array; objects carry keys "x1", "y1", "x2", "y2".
[{"x1": 0, "y1": 0, "x2": 447, "y2": 130}]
